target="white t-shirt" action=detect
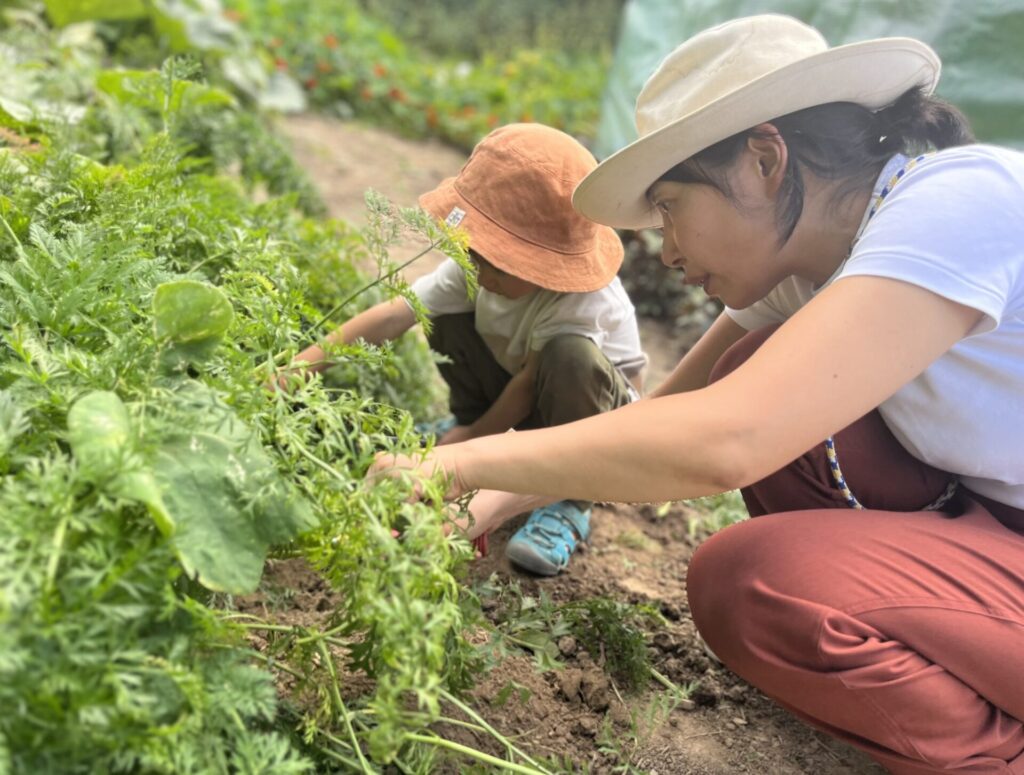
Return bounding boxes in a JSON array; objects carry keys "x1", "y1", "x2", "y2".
[
  {"x1": 411, "y1": 258, "x2": 648, "y2": 379},
  {"x1": 727, "y1": 145, "x2": 1024, "y2": 509}
]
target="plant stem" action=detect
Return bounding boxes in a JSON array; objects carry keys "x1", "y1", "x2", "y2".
[
  {"x1": 316, "y1": 640, "x2": 374, "y2": 772},
  {"x1": 650, "y1": 667, "x2": 685, "y2": 695},
  {"x1": 0, "y1": 212, "x2": 25, "y2": 257},
  {"x1": 440, "y1": 690, "x2": 548, "y2": 771},
  {"x1": 406, "y1": 733, "x2": 550, "y2": 775},
  {"x1": 269, "y1": 239, "x2": 439, "y2": 367}
]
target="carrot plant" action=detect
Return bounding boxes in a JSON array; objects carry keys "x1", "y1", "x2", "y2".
[{"x1": 0, "y1": 18, "x2": 547, "y2": 773}]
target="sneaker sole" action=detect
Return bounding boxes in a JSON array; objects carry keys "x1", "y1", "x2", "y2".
[{"x1": 505, "y1": 539, "x2": 562, "y2": 576}]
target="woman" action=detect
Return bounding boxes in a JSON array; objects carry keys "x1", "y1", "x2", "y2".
[{"x1": 375, "y1": 15, "x2": 1024, "y2": 773}]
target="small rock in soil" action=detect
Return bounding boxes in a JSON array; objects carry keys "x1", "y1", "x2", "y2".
[
  {"x1": 581, "y1": 671, "x2": 611, "y2": 712},
  {"x1": 725, "y1": 685, "x2": 749, "y2": 703},
  {"x1": 659, "y1": 601, "x2": 685, "y2": 620},
  {"x1": 651, "y1": 631, "x2": 677, "y2": 653},
  {"x1": 676, "y1": 697, "x2": 696, "y2": 711},
  {"x1": 573, "y1": 716, "x2": 599, "y2": 737},
  {"x1": 558, "y1": 668, "x2": 583, "y2": 702},
  {"x1": 558, "y1": 635, "x2": 578, "y2": 656}
]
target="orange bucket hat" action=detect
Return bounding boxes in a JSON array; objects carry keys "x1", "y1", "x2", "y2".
[{"x1": 419, "y1": 123, "x2": 624, "y2": 293}]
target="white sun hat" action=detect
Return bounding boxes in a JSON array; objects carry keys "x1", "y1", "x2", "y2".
[{"x1": 573, "y1": 14, "x2": 941, "y2": 230}]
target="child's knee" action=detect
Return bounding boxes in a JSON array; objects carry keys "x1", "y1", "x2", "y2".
[{"x1": 533, "y1": 335, "x2": 617, "y2": 425}]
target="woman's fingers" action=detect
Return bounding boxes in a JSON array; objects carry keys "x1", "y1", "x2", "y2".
[{"x1": 367, "y1": 449, "x2": 468, "y2": 501}]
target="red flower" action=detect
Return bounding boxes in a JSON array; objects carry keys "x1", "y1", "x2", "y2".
[
  {"x1": 360, "y1": 87, "x2": 373, "y2": 101},
  {"x1": 460, "y1": 105, "x2": 476, "y2": 118},
  {"x1": 426, "y1": 105, "x2": 439, "y2": 128},
  {"x1": 316, "y1": 60, "x2": 332, "y2": 73},
  {"x1": 373, "y1": 63, "x2": 388, "y2": 78},
  {"x1": 268, "y1": 37, "x2": 283, "y2": 49},
  {"x1": 388, "y1": 86, "x2": 406, "y2": 103},
  {"x1": 274, "y1": 57, "x2": 288, "y2": 71},
  {"x1": 304, "y1": 77, "x2": 318, "y2": 89},
  {"x1": 323, "y1": 33, "x2": 339, "y2": 49},
  {"x1": 223, "y1": 9, "x2": 244, "y2": 22}
]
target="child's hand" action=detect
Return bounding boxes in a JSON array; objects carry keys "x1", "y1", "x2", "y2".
[{"x1": 438, "y1": 424, "x2": 475, "y2": 445}]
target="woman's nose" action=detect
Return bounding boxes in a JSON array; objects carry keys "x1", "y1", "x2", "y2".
[{"x1": 660, "y1": 228, "x2": 684, "y2": 269}]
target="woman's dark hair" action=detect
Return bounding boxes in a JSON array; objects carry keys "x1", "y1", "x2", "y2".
[{"x1": 655, "y1": 87, "x2": 975, "y2": 243}]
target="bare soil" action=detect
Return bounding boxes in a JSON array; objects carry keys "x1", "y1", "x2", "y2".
[{"x1": 272, "y1": 114, "x2": 885, "y2": 774}]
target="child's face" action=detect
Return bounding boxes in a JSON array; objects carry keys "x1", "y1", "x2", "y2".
[{"x1": 469, "y1": 250, "x2": 539, "y2": 299}]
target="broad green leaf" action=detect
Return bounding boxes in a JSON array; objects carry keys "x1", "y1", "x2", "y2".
[
  {"x1": 151, "y1": 427, "x2": 315, "y2": 594},
  {"x1": 67, "y1": 390, "x2": 130, "y2": 476},
  {"x1": 113, "y1": 470, "x2": 175, "y2": 536},
  {"x1": 257, "y1": 71, "x2": 307, "y2": 114},
  {"x1": 43, "y1": 0, "x2": 148, "y2": 27},
  {"x1": 152, "y1": 0, "x2": 237, "y2": 52},
  {"x1": 153, "y1": 280, "x2": 234, "y2": 344},
  {"x1": 97, "y1": 70, "x2": 235, "y2": 114},
  {"x1": 0, "y1": 97, "x2": 31, "y2": 130}
]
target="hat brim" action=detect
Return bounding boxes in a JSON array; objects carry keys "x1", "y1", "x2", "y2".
[
  {"x1": 573, "y1": 38, "x2": 940, "y2": 230},
  {"x1": 420, "y1": 177, "x2": 624, "y2": 293}
]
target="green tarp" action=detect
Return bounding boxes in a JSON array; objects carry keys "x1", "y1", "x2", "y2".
[{"x1": 595, "y1": 0, "x2": 1024, "y2": 159}]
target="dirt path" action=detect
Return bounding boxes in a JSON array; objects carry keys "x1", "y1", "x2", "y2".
[{"x1": 277, "y1": 114, "x2": 883, "y2": 775}]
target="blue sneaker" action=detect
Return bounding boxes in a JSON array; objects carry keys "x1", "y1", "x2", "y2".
[
  {"x1": 505, "y1": 501, "x2": 591, "y2": 576},
  {"x1": 413, "y1": 414, "x2": 457, "y2": 443}
]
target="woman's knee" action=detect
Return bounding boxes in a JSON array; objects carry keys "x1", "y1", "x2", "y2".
[
  {"x1": 687, "y1": 514, "x2": 829, "y2": 672},
  {"x1": 708, "y1": 324, "x2": 779, "y2": 384}
]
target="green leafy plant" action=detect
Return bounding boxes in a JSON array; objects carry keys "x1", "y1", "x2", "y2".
[{"x1": 0, "y1": 38, "x2": 520, "y2": 772}]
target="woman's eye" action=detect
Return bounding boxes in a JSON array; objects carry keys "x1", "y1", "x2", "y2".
[{"x1": 656, "y1": 201, "x2": 672, "y2": 214}]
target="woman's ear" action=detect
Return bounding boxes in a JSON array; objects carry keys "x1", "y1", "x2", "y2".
[{"x1": 746, "y1": 124, "x2": 788, "y2": 196}]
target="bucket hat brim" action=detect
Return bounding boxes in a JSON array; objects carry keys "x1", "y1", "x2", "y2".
[
  {"x1": 421, "y1": 176, "x2": 624, "y2": 294},
  {"x1": 573, "y1": 38, "x2": 940, "y2": 230}
]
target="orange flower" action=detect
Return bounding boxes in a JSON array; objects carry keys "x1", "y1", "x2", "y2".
[
  {"x1": 388, "y1": 86, "x2": 406, "y2": 103},
  {"x1": 274, "y1": 57, "x2": 288, "y2": 71},
  {"x1": 486, "y1": 113, "x2": 499, "y2": 127},
  {"x1": 373, "y1": 63, "x2": 388, "y2": 78},
  {"x1": 316, "y1": 60, "x2": 332, "y2": 73},
  {"x1": 323, "y1": 33, "x2": 339, "y2": 49},
  {"x1": 426, "y1": 105, "x2": 439, "y2": 128},
  {"x1": 360, "y1": 87, "x2": 373, "y2": 101},
  {"x1": 268, "y1": 37, "x2": 283, "y2": 49},
  {"x1": 223, "y1": 9, "x2": 244, "y2": 22},
  {"x1": 304, "y1": 77, "x2": 318, "y2": 89},
  {"x1": 519, "y1": 112, "x2": 533, "y2": 123},
  {"x1": 460, "y1": 105, "x2": 476, "y2": 118}
]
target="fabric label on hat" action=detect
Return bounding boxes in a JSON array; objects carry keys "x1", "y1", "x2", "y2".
[{"x1": 445, "y1": 207, "x2": 466, "y2": 227}]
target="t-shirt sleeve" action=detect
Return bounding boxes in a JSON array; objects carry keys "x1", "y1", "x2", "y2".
[
  {"x1": 840, "y1": 147, "x2": 1024, "y2": 335},
  {"x1": 409, "y1": 258, "x2": 475, "y2": 316}
]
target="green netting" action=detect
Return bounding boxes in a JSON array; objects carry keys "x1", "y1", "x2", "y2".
[{"x1": 595, "y1": 0, "x2": 1024, "y2": 158}]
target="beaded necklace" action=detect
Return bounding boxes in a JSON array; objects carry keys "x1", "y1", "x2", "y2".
[{"x1": 822, "y1": 153, "x2": 958, "y2": 511}]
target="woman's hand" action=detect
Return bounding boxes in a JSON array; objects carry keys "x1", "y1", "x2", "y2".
[{"x1": 367, "y1": 446, "x2": 470, "y2": 502}]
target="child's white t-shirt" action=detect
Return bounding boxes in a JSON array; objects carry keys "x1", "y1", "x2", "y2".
[
  {"x1": 411, "y1": 259, "x2": 648, "y2": 379},
  {"x1": 726, "y1": 145, "x2": 1024, "y2": 510}
]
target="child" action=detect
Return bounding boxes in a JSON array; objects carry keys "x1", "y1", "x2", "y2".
[{"x1": 284, "y1": 123, "x2": 646, "y2": 575}]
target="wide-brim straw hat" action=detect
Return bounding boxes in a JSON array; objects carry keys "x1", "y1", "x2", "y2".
[
  {"x1": 573, "y1": 14, "x2": 941, "y2": 230},
  {"x1": 420, "y1": 123, "x2": 624, "y2": 293}
]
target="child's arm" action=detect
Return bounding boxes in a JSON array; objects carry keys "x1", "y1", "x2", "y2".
[
  {"x1": 280, "y1": 298, "x2": 416, "y2": 383},
  {"x1": 441, "y1": 351, "x2": 540, "y2": 443}
]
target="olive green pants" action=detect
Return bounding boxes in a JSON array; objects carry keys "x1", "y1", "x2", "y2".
[{"x1": 427, "y1": 312, "x2": 635, "y2": 430}]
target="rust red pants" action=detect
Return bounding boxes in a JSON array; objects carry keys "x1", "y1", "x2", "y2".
[{"x1": 688, "y1": 326, "x2": 1024, "y2": 774}]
